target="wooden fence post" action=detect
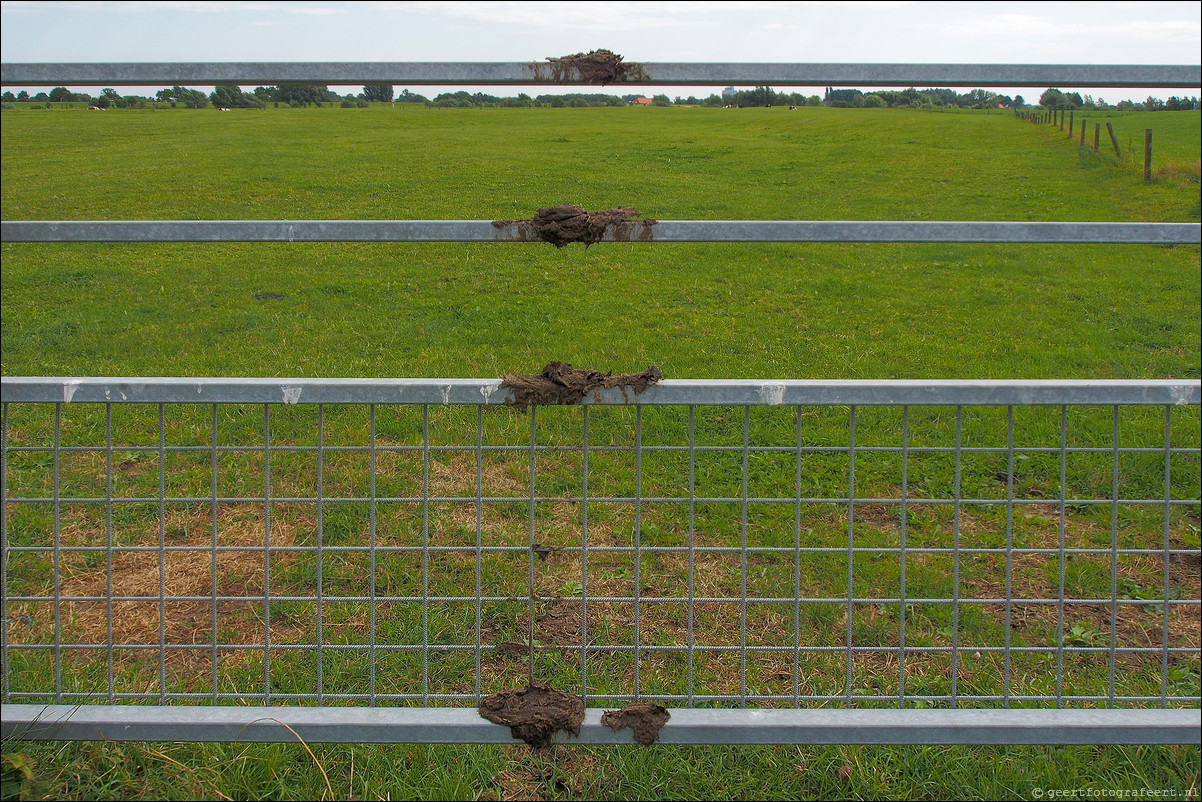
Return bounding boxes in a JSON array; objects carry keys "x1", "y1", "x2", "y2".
[
  {"x1": 1106, "y1": 123, "x2": 1122, "y2": 158},
  {"x1": 1145, "y1": 129, "x2": 1153, "y2": 181},
  {"x1": 1068, "y1": 111, "x2": 1073, "y2": 136},
  {"x1": 1059, "y1": 110, "x2": 1064, "y2": 130},
  {"x1": 1094, "y1": 123, "x2": 1100, "y2": 153},
  {"x1": 1080, "y1": 120, "x2": 1086, "y2": 146}
]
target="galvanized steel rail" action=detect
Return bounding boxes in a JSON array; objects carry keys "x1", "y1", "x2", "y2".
[
  {"x1": 4, "y1": 61, "x2": 1200, "y2": 88},
  {"x1": 4, "y1": 220, "x2": 1200, "y2": 245},
  {"x1": 4, "y1": 705, "x2": 1198, "y2": 745},
  {"x1": 3, "y1": 377, "x2": 1200, "y2": 407}
]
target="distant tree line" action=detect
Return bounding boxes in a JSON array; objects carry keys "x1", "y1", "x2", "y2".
[
  {"x1": 3, "y1": 83, "x2": 1197, "y2": 112},
  {"x1": 0, "y1": 87, "x2": 149, "y2": 108},
  {"x1": 1037, "y1": 88, "x2": 1198, "y2": 112},
  {"x1": 422, "y1": 91, "x2": 627, "y2": 107},
  {"x1": 0, "y1": 83, "x2": 397, "y2": 109},
  {"x1": 820, "y1": 86, "x2": 1024, "y2": 109},
  {"x1": 689, "y1": 87, "x2": 823, "y2": 107}
]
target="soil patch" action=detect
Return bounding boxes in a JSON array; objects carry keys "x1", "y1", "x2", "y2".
[
  {"x1": 493, "y1": 204, "x2": 656, "y2": 248},
  {"x1": 5, "y1": 504, "x2": 312, "y2": 686},
  {"x1": 531, "y1": 49, "x2": 649, "y2": 84},
  {"x1": 493, "y1": 745, "x2": 598, "y2": 801},
  {"x1": 479, "y1": 683, "x2": 586, "y2": 748},
  {"x1": 1170, "y1": 549, "x2": 1201, "y2": 578},
  {"x1": 601, "y1": 702, "x2": 670, "y2": 745},
  {"x1": 501, "y1": 361, "x2": 661, "y2": 411},
  {"x1": 49, "y1": 504, "x2": 305, "y2": 648}
]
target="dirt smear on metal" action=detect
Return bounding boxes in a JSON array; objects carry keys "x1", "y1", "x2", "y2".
[
  {"x1": 601, "y1": 702, "x2": 670, "y2": 745},
  {"x1": 479, "y1": 683, "x2": 586, "y2": 748},
  {"x1": 493, "y1": 204, "x2": 656, "y2": 248},
  {"x1": 501, "y1": 361, "x2": 662, "y2": 411},
  {"x1": 530, "y1": 49, "x2": 649, "y2": 84}
]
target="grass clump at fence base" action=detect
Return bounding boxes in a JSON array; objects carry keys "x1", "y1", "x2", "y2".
[
  {"x1": 2, "y1": 104, "x2": 1199, "y2": 800},
  {"x1": 5, "y1": 740, "x2": 1201, "y2": 801}
]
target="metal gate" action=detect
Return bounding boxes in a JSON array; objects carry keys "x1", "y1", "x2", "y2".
[{"x1": 2, "y1": 60, "x2": 1200, "y2": 745}]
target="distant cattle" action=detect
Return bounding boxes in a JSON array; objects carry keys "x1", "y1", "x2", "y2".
[{"x1": 88, "y1": 106, "x2": 104, "y2": 111}]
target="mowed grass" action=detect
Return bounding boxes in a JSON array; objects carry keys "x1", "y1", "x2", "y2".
[{"x1": 2, "y1": 104, "x2": 1200, "y2": 800}]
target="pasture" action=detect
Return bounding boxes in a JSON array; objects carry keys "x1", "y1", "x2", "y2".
[
  {"x1": 1, "y1": 104, "x2": 1200, "y2": 800},
  {"x1": 0, "y1": 105, "x2": 1199, "y2": 382}
]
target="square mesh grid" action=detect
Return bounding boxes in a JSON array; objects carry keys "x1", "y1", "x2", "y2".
[{"x1": 3, "y1": 396, "x2": 1199, "y2": 712}]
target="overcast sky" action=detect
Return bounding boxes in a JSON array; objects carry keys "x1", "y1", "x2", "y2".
[{"x1": 2, "y1": 0, "x2": 1199, "y2": 102}]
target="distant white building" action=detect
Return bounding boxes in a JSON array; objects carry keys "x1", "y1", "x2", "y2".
[{"x1": 721, "y1": 86, "x2": 737, "y2": 99}]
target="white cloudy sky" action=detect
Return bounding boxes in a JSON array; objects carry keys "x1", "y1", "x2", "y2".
[{"x1": 1, "y1": 0, "x2": 1199, "y2": 101}]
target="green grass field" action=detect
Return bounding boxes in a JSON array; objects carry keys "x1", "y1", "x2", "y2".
[
  {"x1": 2, "y1": 104, "x2": 1199, "y2": 380},
  {"x1": 2, "y1": 104, "x2": 1200, "y2": 801}
]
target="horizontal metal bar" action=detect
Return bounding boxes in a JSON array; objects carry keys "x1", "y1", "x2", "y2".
[
  {"x1": 3, "y1": 705, "x2": 1197, "y2": 744},
  {"x1": 3, "y1": 62, "x2": 1199, "y2": 88},
  {"x1": 2, "y1": 377, "x2": 1199, "y2": 406},
  {"x1": 3, "y1": 220, "x2": 1199, "y2": 244}
]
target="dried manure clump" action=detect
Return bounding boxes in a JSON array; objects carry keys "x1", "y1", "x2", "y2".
[
  {"x1": 601, "y1": 702, "x2": 671, "y2": 745},
  {"x1": 493, "y1": 204, "x2": 656, "y2": 248},
  {"x1": 479, "y1": 683, "x2": 586, "y2": 748},
  {"x1": 501, "y1": 361, "x2": 662, "y2": 411},
  {"x1": 532, "y1": 49, "x2": 650, "y2": 85}
]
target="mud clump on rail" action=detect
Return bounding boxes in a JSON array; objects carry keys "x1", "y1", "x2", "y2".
[
  {"x1": 501, "y1": 362, "x2": 662, "y2": 411},
  {"x1": 531, "y1": 49, "x2": 650, "y2": 85},
  {"x1": 493, "y1": 204, "x2": 656, "y2": 248},
  {"x1": 479, "y1": 683, "x2": 586, "y2": 748},
  {"x1": 601, "y1": 702, "x2": 671, "y2": 745}
]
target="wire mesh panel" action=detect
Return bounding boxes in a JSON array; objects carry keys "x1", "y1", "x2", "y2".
[{"x1": 2, "y1": 379, "x2": 1199, "y2": 742}]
